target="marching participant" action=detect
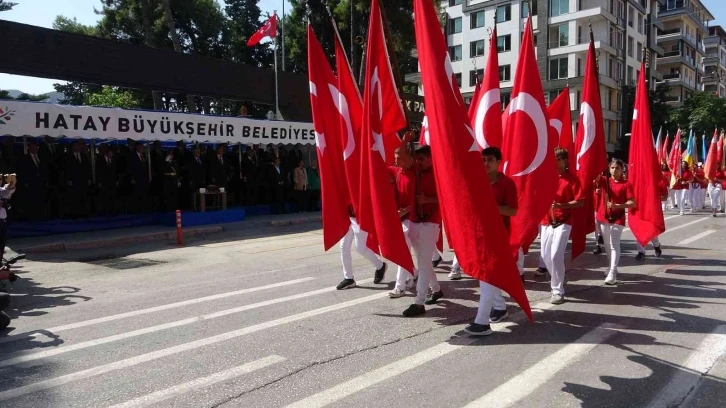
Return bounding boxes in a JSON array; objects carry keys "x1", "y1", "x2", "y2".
[
  {"x1": 708, "y1": 165, "x2": 725, "y2": 217},
  {"x1": 403, "y1": 146, "x2": 443, "y2": 317},
  {"x1": 337, "y1": 210, "x2": 388, "y2": 289},
  {"x1": 465, "y1": 147, "x2": 518, "y2": 335},
  {"x1": 662, "y1": 163, "x2": 672, "y2": 211},
  {"x1": 541, "y1": 148, "x2": 583, "y2": 305},
  {"x1": 595, "y1": 159, "x2": 636, "y2": 284},
  {"x1": 673, "y1": 161, "x2": 693, "y2": 216},
  {"x1": 389, "y1": 146, "x2": 417, "y2": 298},
  {"x1": 636, "y1": 175, "x2": 666, "y2": 260},
  {"x1": 692, "y1": 164, "x2": 706, "y2": 212}
]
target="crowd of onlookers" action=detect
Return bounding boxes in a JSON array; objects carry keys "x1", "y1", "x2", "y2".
[{"x1": 0, "y1": 136, "x2": 320, "y2": 221}]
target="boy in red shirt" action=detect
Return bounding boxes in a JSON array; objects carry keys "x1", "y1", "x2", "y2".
[
  {"x1": 540, "y1": 148, "x2": 584, "y2": 305},
  {"x1": 708, "y1": 165, "x2": 725, "y2": 217},
  {"x1": 389, "y1": 146, "x2": 418, "y2": 298},
  {"x1": 595, "y1": 159, "x2": 636, "y2": 284},
  {"x1": 673, "y1": 161, "x2": 693, "y2": 215},
  {"x1": 465, "y1": 147, "x2": 519, "y2": 336},
  {"x1": 661, "y1": 163, "x2": 673, "y2": 211},
  {"x1": 692, "y1": 164, "x2": 707, "y2": 212}
]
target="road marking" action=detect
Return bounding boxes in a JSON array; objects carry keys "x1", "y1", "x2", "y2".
[
  {"x1": 676, "y1": 230, "x2": 717, "y2": 246},
  {"x1": 0, "y1": 279, "x2": 373, "y2": 368},
  {"x1": 285, "y1": 303, "x2": 554, "y2": 408},
  {"x1": 645, "y1": 325, "x2": 726, "y2": 408},
  {"x1": 0, "y1": 277, "x2": 317, "y2": 345},
  {"x1": 463, "y1": 323, "x2": 623, "y2": 408},
  {"x1": 623, "y1": 214, "x2": 680, "y2": 233},
  {"x1": 108, "y1": 355, "x2": 286, "y2": 408},
  {"x1": 0, "y1": 290, "x2": 387, "y2": 402},
  {"x1": 660, "y1": 217, "x2": 709, "y2": 236}
]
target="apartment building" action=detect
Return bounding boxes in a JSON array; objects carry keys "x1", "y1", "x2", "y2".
[
  {"x1": 654, "y1": 0, "x2": 714, "y2": 106},
  {"x1": 703, "y1": 25, "x2": 726, "y2": 98}
]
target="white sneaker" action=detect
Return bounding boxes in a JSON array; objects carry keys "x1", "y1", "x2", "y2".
[
  {"x1": 448, "y1": 268, "x2": 462, "y2": 280},
  {"x1": 604, "y1": 271, "x2": 617, "y2": 285},
  {"x1": 404, "y1": 277, "x2": 416, "y2": 290},
  {"x1": 388, "y1": 288, "x2": 406, "y2": 298}
]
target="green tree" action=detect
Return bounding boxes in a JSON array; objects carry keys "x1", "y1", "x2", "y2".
[
  {"x1": 0, "y1": 0, "x2": 17, "y2": 12},
  {"x1": 53, "y1": 16, "x2": 98, "y2": 36},
  {"x1": 669, "y1": 91, "x2": 726, "y2": 135},
  {"x1": 0, "y1": 90, "x2": 50, "y2": 101},
  {"x1": 225, "y1": 0, "x2": 272, "y2": 67},
  {"x1": 621, "y1": 83, "x2": 671, "y2": 142},
  {"x1": 86, "y1": 86, "x2": 141, "y2": 108}
]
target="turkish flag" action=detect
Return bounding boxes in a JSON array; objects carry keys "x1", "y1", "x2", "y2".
[
  {"x1": 357, "y1": 0, "x2": 413, "y2": 274},
  {"x1": 307, "y1": 26, "x2": 351, "y2": 250},
  {"x1": 628, "y1": 62, "x2": 666, "y2": 246},
  {"x1": 468, "y1": 77, "x2": 482, "y2": 119},
  {"x1": 502, "y1": 16, "x2": 558, "y2": 255},
  {"x1": 668, "y1": 128, "x2": 683, "y2": 186},
  {"x1": 548, "y1": 86, "x2": 573, "y2": 153},
  {"x1": 247, "y1": 14, "x2": 277, "y2": 46},
  {"x1": 470, "y1": 27, "x2": 502, "y2": 150},
  {"x1": 718, "y1": 133, "x2": 724, "y2": 166},
  {"x1": 414, "y1": 0, "x2": 531, "y2": 320},
  {"x1": 704, "y1": 130, "x2": 720, "y2": 180},
  {"x1": 660, "y1": 131, "x2": 670, "y2": 165},
  {"x1": 573, "y1": 34, "x2": 607, "y2": 254}
]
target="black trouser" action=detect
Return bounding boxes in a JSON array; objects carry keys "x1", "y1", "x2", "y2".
[
  {"x1": 294, "y1": 189, "x2": 307, "y2": 212},
  {"x1": 308, "y1": 189, "x2": 320, "y2": 211}
]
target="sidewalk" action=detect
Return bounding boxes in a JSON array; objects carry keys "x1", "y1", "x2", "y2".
[{"x1": 8, "y1": 212, "x2": 322, "y2": 254}]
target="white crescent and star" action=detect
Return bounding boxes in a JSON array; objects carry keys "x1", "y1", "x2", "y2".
[
  {"x1": 328, "y1": 84, "x2": 356, "y2": 161},
  {"x1": 369, "y1": 66, "x2": 386, "y2": 162},
  {"x1": 421, "y1": 115, "x2": 430, "y2": 146},
  {"x1": 309, "y1": 81, "x2": 326, "y2": 156},
  {"x1": 549, "y1": 119, "x2": 563, "y2": 137},
  {"x1": 576, "y1": 102, "x2": 596, "y2": 171},
  {"x1": 506, "y1": 93, "x2": 548, "y2": 177},
  {"x1": 474, "y1": 89, "x2": 500, "y2": 150}
]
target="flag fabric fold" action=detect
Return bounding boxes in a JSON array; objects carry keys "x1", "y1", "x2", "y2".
[
  {"x1": 413, "y1": 0, "x2": 531, "y2": 320},
  {"x1": 704, "y1": 130, "x2": 720, "y2": 180},
  {"x1": 547, "y1": 87, "x2": 573, "y2": 158},
  {"x1": 247, "y1": 14, "x2": 277, "y2": 46},
  {"x1": 470, "y1": 27, "x2": 503, "y2": 150},
  {"x1": 357, "y1": 0, "x2": 414, "y2": 274},
  {"x1": 307, "y1": 25, "x2": 351, "y2": 250},
  {"x1": 627, "y1": 61, "x2": 666, "y2": 246},
  {"x1": 668, "y1": 129, "x2": 683, "y2": 187}
]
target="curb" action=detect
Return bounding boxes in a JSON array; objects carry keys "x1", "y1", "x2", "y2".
[
  {"x1": 268, "y1": 216, "x2": 322, "y2": 227},
  {"x1": 19, "y1": 226, "x2": 224, "y2": 254}
]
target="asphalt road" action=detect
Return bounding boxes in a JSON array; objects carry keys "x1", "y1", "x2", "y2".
[{"x1": 1, "y1": 210, "x2": 725, "y2": 408}]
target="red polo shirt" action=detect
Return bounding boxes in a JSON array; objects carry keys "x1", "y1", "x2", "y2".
[
  {"x1": 673, "y1": 170, "x2": 693, "y2": 190},
  {"x1": 695, "y1": 169, "x2": 708, "y2": 188},
  {"x1": 596, "y1": 177, "x2": 634, "y2": 226},
  {"x1": 408, "y1": 168, "x2": 441, "y2": 225},
  {"x1": 663, "y1": 170, "x2": 671, "y2": 188},
  {"x1": 491, "y1": 172, "x2": 518, "y2": 231},
  {"x1": 388, "y1": 166, "x2": 415, "y2": 211},
  {"x1": 658, "y1": 178, "x2": 668, "y2": 200},
  {"x1": 541, "y1": 170, "x2": 583, "y2": 226},
  {"x1": 711, "y1": 171, "x2": 726, "y2": 187}
]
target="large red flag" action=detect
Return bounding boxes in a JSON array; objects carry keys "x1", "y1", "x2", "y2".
[
  {"x1": 471, "y1": 26, "x2": 502, "y2": 149},
  {"x1": 357, "y1": 0, "x2": 413, "y2": 274},
  {"x1": 573, "y1": 32, "x2": 607, "y2": 256},
  {"x1": 414, "y1": 0, "x2": 531, "y2": 320},
  {"x1": 548, "y1": 86, "x2": 573, "y2": 153},
  {"x1": 718, "y1": 132, "x2": 724, "y2": 166},
  {"x1": 307, "y1": 26, "x2": 351, "y2": 250},
  {"x1": 628, "y1": 62, "x2": 666, "y2": 246},
  {"x1": 660, "y1": 132, "x2": 670, "y2": 165},
  {"x1": 704, "y1": 130, "x2": 720, "y2": 180},
  {"x1": 502, "y1": 16, "x2": 558, "y2": 255},
  {"x1": 247, "y1": 14, "x2": 277, "y2": 46},
  {"x1": 668, "y1": 128, "x2": 683, "y2": 186}
]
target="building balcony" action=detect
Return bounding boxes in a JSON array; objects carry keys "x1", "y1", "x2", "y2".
[
  {"x1": 704, "y1": 36, "x2": 723, "y2": 46},
  {"x1": 547, "y1": 40, "x2": 617, "y2": 58},
  {"x1": 649, "y1": 37, "x2": 665, "y2": 57},
  {"x1": 655, "y1": 73, "x2": 697, "y2": 91},
  {"x1": 702, "y1": 55, "x2": 719, "y2": 66},
  {"x1": 657, "y1": 52, "x2": 697, "y2": 69},
  {"x1": 652, "y1": 70, "x2": 664, "y2": 81},
  {"x1": 657, "y1": 6, "x2": 710, "y2": 33},
  {"x1": 653, "y1": 19, "x2": 666, "y2": 31},
  {"x1": 548, "y1": 7, "x2": 617, "y2": 26},
  {"x1": 656, "y1": 29, "x2": 699, "y2": 49},
  {"x1": 702, "y1": 73, "x2": 721, "y2": 85}
]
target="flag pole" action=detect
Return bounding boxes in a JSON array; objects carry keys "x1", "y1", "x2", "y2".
[
  {"x1": 281, "y1": 1, "x2": 285, "y2": 72},
  {"x1": 274, "y1": 11, "x2": 280, "y2": 119}
]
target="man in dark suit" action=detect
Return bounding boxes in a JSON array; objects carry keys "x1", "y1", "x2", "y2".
[
  {"x1": 64, "y1": 140, "x2": 92, "y2": 218},
  {"x1": 267, "y1": 156, "x2": 286, "y2": 214},
  {"x1": 128, "y1": 142, "x2": 150, "y2": 213},
  {"x1": 242, "y1": 145, "x2": 260, "y2": 205},
  {"x1": 207, "y1": 144, "x2": 229, "y2": 187},
  {"x1": 150, "y1": 141, "x2": 166, "y2": 211},
  {"x1": 187, "y1": 146, "x2": 206, "y2": 209},
  {"x1": 95, "y1": 145, "x2": 118, "y2": 216},
  {"x1": 18, "y1": 140, "x2": 48, "y2": 220},
  {"x1": 39, "y1": 136, "x2": 63, "y2": 218}
]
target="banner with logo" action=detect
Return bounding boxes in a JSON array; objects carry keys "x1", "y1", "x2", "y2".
[{"x1": 0, "y1": 100, "x2": 315, "y2": 145}]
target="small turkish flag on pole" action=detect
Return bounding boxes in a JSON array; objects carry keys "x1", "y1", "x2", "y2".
[
  {"x1": 414, "y1": 0, "x2": 531, "y2": 321},
  {"x1": 704, "y1": 129, "x2": 720, "y2": 180},
  {"x1": 247, "y1": 14, "x2": 277, "y2": 46},
  {"x1": 502, "y1": 16, "x2": 558, "y2": 255},
  {"x1": 470, "y1": 26, "x2": 502, "y2": 150},
  {"x1": 357, "y1": 0, "x2": 413, "y2": 274},
  {"x1": 628, "y1": 61, "x2": 666, "y2": 246},
  {"x1": 548, "y1": 86, "x2": 573, "y2": 154},
  {"x1": 307, "y1": 25, "x2": 351, "y2": 250}
]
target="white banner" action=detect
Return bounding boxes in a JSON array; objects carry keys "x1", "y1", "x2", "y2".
[{"x1": 0, "y1": 100, "x2": 315, "y2": 145}]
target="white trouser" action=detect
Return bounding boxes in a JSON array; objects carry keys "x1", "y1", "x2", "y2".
[
  {"x1": 539, "y1": 225, "x2": 548, "y2": 269},
  {"x1": 488, "y1": 248, "x2": 524, "y2": 315},
  {"x1": 661, "y1": 200, "x2": 667, "y2": 212},
  {"x1": 394, "y1": 221, "x2": 417, "y2": 291},
  {"x1": 408, "y1": 221, "x2": 441, "y2": 305},
  {"x1": 594, "y1": 220, "x2": 604, "y2": 243},
  {"x1": 636, "y1": 236, "x2": 661, "y2": 253},
  {"x1": 708, "y1": 184, "x2": 722, "y2": 210},
  {"x1": 689, "y1": 186, "x2": 702, "y2": 209},
  {"x1": 668, "y1": 189, "x2": 676, "y2": 209},
  {"x1": 677, "y1": 189, "x2": 688, "y2": 211},
  {"x1": 541, "y1": 223, "x2": 572, "y2": 296},
  {"x1": 340, "y1": 218, "x2": 383, "y2": 280},
  {"x1": 451, "y1": 253, "x2": 459, "y2": 270},
  {"x1": 432, "y1": 250, "x2": 441, "y2": 262},
  {"x1": 700, "y1": 187, "x2": 708, "y2": 208},
  {"x1": 721, "y1": 188, "x2": 726, "y2": 211},
  {"x1": 601, "y1": 223, "x2": 624, "y2": 274}
]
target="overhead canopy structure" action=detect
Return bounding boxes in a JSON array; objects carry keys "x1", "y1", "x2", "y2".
[{"x1": 0, "y1": 100, "x2": 316, "y2": 146}]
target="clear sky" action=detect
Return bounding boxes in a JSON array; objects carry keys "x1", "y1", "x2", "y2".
[
  {"x1": 0, "y1": 0, "x2": 724, "y2": 94},
  {"x1": 0, "y1": 0, "x2": 291, "y2": 94}
]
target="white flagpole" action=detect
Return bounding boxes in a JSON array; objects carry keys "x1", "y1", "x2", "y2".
[
  {"x1": 274, "y1": 14, "x2": 280, "y2": 120},
  {"x1": 282, "y1": 1, "x2": 286, "y2": 72}
]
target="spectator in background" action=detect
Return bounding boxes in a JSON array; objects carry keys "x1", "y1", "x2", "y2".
[
  {"x1": 293, "y1": 160, "x2": 308, "y2": 213},
  {"x1": 18, "y1": 139, "x2": 48, "y2": 220},
  {"x1": 128, "y1": 142, "x2": 150, "y2": 213},
  {"x1": 267, "y1": 156, "x2": 286, "y2": 214},
  {"x1": 186, "y1": 146, "x2": 206, "y2": 209},
  {"x1": 307, "y1": 160, "x2": 320, "y2": 212},
  {"x1": 242, "y1": 145, "x2": 260, "y2": 205},
  {"x1": 40, "y1": 135, "x2": 63, "y2": 218},
  {"x1": 208, "y1": 144, "x2": 229, "y2": 187},
  {"x1": 95, "y1": 145, "x2": 118, "y2": 216},
  {"x1": 150, "y1": 141, "x2": 166, "y2": 211},
  {"x1": 162, "y1": 150, "x2": 181, "y2": 211},
  {"x1": 64, "y1": 140, "x2": 92, "y2": 218}
]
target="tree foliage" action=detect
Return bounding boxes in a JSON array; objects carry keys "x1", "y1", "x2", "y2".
[
  {"x1": 0, "y1": 0, "x2": 16, "y2": 12},
  {"x1": 0, "y1": 90, "x2": 50, "y2": 101},
  {"x1": 669, "y1": 91, "x2": 726, "y2": 135},
  {"x1": 621, "y1": 83, "x2": 672, "y2": 141},
  {"x1": 86, "y1": 86, "x2": 141, "y2": 108}
]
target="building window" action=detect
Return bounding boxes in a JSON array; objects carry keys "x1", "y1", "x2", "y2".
[
  {"x1": 469, "y1": 69, "x2": 483, "y2": 86},
  {"x1": 549, "y1": 57, "x2": 568, "y2": 80},
  {"x1": 636, "y1": 42, "x2": 643, "y2": 62},
  {"x1": 628, "y1": 6, "x2": 634, "y2": 28},
  {"x1": 522, "y1": 0, "x2": 537, "y2": 17},
  {"x1": 471, "y1": 11, "x2": 485, "y2": 29},
  {"x1": 449, "y1": 17, "x2": 462, "y2": 34},
  {"x1": 627, "y1": 66, "x2": 634, "y2": 83},
  {"x1": 558, "y1": 24, "x2": 569, "y2": 47},
  {"x1": 454, "y1": 73, "x2": 462, "y2": 87},
  {"x1": 576, "y1": 90, "x2": 581, "y2": 107},
  {"x1": 470, "y1": 40, "x2": 485, "y2": 57},
  {"x1": 547, "y1": 90, "x2": 561, "y2": 104},
  {"x1": 627, "y1": 36, "x2": 634, "y2": 58},
  {"x1": 497, "y1": 35, "x2": 512, "y2": 52},
  {"x1": 496, "y1": 4, "x2": 512, "y2": 22},
  {"x1": 501, "y1": 92, "x2": 511, "y2": 107},
  {"x1": 449, "y1": 45, "x2": 462, "y2": 61},
  {"x1": 499, "y1": 64, "x2": 512, "y2": 81},
  {"x1": 449, "y1": 0, "x2": 461, "y2": 6},
  {"x1": 550, "y1": 0, "x2": 569, "y2": 17}
]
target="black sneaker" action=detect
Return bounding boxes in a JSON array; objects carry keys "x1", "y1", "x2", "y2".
[
  {"x1": 592, "y1": 246, "x2": 603, "y2": 255},
  {"x1": 597, "y1": 235, "x2": 604, "y2": 245},
  {"x1": 432, "y1": 257, "x2": 442, "y2": 268},
  {"x1": 489, "y1": 309, "x2": 509, "y2": 323},
  {"x1": 403, "y1": 304, "x2": 426, "y2": 317},
  {"x1": 336, "y1": 279, "x2": 356, "y2": 290},
  {"x1": 464, "y1": 323, "x2": 493, "y2": 336},
  {"x1": 534, "y1": 267, "x2": 548, "y2": 277},
  {"x1": 635, "y1": 252, "x2": 645, "y2": 261},
  {"x1": 424, "y1": 290, "x2": 444, "y2": 305},
  {"x1": 654, "y1": 245, "x2": 662, "y2": 258},
  {"x1": 373, "y1": 262, "x2": 388, "y2": 284}
]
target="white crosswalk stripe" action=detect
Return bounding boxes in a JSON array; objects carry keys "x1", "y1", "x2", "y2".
[{"x1": 676, "y1": 230, "x2": 717, "y2": 245}]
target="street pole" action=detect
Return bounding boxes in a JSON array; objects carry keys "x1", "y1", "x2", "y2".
[
  {"x1": 274, "y1": 12, "x2": 280, "y2": 120},
  {"x1": 282, "y1": 1, "x2": 286, "y2": 72}
]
